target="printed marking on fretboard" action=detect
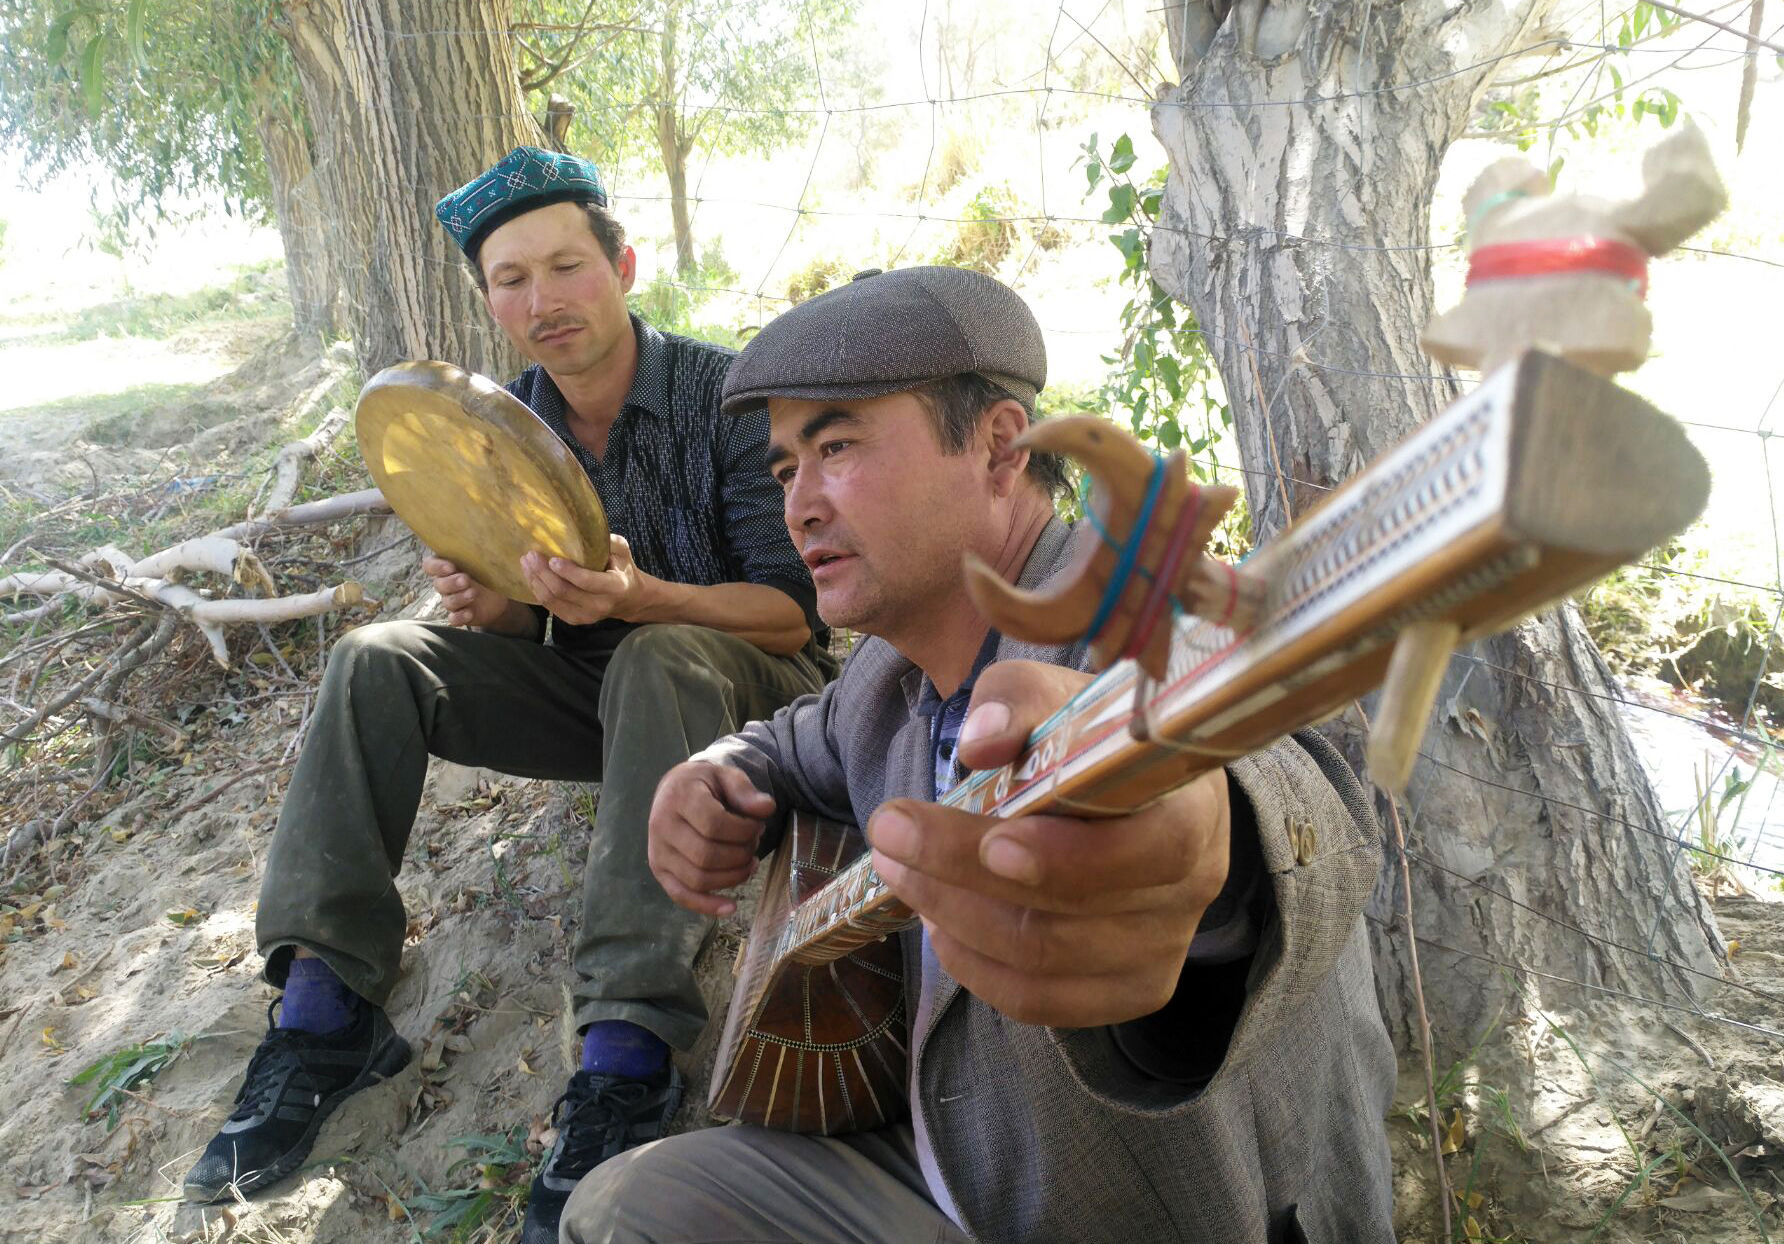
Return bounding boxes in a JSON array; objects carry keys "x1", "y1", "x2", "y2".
[{"x1": 1261, "y1": 378, "x2": 1503, "y2": 636}]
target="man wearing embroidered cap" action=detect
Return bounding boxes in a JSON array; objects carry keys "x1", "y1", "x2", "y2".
[
  {"x1": 562, "y1": 266, "x2": 1396, "y2": 1242},
  {"x1": 184, "y1": 146, "x2": 835, "y2": 1243}
]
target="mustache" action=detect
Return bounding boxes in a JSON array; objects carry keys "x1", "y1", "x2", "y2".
[{"x1": 529, "y1": 317, "x2": 585, "y2": 341}]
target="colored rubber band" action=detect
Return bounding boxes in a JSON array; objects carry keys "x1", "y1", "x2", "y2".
[
  {"x1": 1124, "y1": 484, "x2": 1205, "y2": 664},
  {"x1": 1086, "y1": 456, "x2": 1168, "y2": 647}
]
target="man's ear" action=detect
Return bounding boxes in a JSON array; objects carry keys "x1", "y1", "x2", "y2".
[
  {"x1": 617, "y1": 245, "x2": 638, "y2": 294},
  {"x1": 982, "y1": 399, "x2": 1032, "y2": 497}
]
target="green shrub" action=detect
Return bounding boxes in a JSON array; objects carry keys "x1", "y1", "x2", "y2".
[
  {"x1": 935, "y1": 184, "x2": 1019, "y2": 274},
  {"x1": 785, "y1": 255, "x2": 847, "y2": 304}
]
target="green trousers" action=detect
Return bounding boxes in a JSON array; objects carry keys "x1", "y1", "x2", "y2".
[{"x1": 255, "y1": 619, "x2": 828, "y2": 1051}]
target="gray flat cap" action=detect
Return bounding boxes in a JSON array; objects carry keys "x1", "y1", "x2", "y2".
[{"x1": 720, "y1": 266, "x2": 1046, "y2": 414}]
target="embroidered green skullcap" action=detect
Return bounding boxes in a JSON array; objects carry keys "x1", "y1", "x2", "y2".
[{"x1": 435, "y1": 146, "x2": 609, "y2": 260}]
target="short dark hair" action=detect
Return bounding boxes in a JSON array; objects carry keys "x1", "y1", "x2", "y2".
[
  {"x1": 466, "y1": 200, "x2": 627, "y2": 292},
  {"x1": 909, "y1": 373, "x2": 1071, "y2": 499}
]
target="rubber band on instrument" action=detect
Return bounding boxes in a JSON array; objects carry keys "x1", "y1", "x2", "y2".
[
  {"x1": 1122, "y1": 483, "x2": 1204, "y2": 664},
  {"x1": 1128, "y1": 670, "x2": 1249, "y2": 762},
  {"x1": 1086, "y1": 456, "x2": 1168, "y2": 647},
  {"x1": 1214, "y1": 560, "x2": 1241, "y2": 629},
  {"x1": 1049, "y1": 791, "x2": 1140, "y2": 817}
]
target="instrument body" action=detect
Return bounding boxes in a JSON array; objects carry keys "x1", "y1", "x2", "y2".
[
  {"x1": 708, "y1": 811, "x2": 907, "y2": 1134},
  {"x1": 712, "y1": 349, "x2": 1711, "y2": 1132},
  {"x1": 355, "y1": 360, "x2": 609, "y2": 604}
]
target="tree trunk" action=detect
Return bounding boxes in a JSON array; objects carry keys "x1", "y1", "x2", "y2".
[
  {"x1": 278, "y1": 0, "x2": 536, "y2": 379},
  {"x1": 1150, "y1": 0, "x2": 1725, "y2": 1052},
  {"x1": 255, "y1": 90, "x2": 341, "y2": 343},
  {"x1": 656, "y1": 3, "x2": 696, "y2": 278}
]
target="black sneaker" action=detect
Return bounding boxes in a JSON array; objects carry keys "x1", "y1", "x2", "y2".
[
  {"x1": 183, "y1": 997, "x2": 411, "y2": 1203},
  {"x1": 520, "y1": 1067, "x2": 684, "y2": 1244}
]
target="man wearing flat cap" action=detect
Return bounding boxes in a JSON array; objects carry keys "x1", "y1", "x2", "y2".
[
  {"x1": 184, "y1": 146, "x2": 834, "y2": 1243},
  {"x1": 561, "y1": 266, "x2": 1396, "y2": 1242}
]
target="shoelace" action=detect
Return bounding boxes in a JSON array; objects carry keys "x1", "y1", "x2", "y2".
[
  {"x1": 225, "y1": 1000, "x2": 333, "y2": 1122},
  {"x1": 547, "y1": 1078, "x2": 660, "y2": 1176}
]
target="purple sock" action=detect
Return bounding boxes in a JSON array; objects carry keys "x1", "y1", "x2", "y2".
[
  {"x1": 278, "y1": 957, "x2": 360, "y2": 1034},
  {"x1": 581, "y1": 1021, "x2": 669, "y2": 1079}
]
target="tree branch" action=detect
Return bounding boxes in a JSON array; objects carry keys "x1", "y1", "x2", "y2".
[{"x1": 1641, "y1": 0, "x2": 1784, "y2": 51}]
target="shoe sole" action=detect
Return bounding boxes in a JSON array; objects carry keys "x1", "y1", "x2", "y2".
[{"x1": 182, "y1": 1033, "x2": 413, "y2": 1204}]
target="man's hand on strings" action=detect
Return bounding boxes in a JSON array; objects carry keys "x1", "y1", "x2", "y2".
[
  {"x1": 868, "y1": 659, "x2": 1232, "y2": 1029},
  {"x1": 424, "y1": 556, "x2": 525, "y2": 630},
  {"x1": 649, "y1": 761, "x2": 778, "y2": 917},
  {"x1": 523, "y1": 533, "x2": 651, "y2": 626}
]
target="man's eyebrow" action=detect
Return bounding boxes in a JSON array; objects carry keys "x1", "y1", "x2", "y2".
[
  {"x1": 486, "y1": 247, "x2": 582, "y2": 273},
  {"x1": 766, "y1": 408, "x2": 863, "y2": 470}
]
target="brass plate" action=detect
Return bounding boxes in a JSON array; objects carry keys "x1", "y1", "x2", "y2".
[{"x1": 356, "y1": 360, "x2": 609, "y2": 605}]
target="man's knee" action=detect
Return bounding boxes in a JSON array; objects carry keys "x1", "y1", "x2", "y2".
[
  {"x1": 601, "y1": 625, "x2": 728, "y2": 703},
  {"x1": 326, "y1": 621, "x2": 439, "y2": 689},
  {"x1": 610, "y1": 624, "x2": 723, "y2": 675}
]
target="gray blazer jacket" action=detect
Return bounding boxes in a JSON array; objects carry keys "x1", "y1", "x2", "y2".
[{"x1": 703, "y1": 518, "x2": 1397, "y2": 1243}]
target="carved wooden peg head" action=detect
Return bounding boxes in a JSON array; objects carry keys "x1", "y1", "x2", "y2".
[{"x1": 963, "y1": 415, "x2": 1263, "y2": 679}]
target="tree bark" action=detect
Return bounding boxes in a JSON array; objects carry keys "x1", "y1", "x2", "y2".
[
  {"x1": 1151, "y1": 0, "x2": 1725, "y2": 1052},
  {"x1": 278, "y1": 0, "x2": 537, "y2": 378},
  {"x1": 256, "y1": 90, "x2": 342, "y2": 342},
  {"x1": 656, "y1": 1, "x2": 696, "y2": 278}
]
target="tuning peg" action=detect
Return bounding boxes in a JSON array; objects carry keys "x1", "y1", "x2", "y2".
[
  {"x1": 1365, "y1": 620, "x2": 1461, "y2": 793},
  {"x1": 963, "y1": 416, "x2": 1258, "y2": 678}
]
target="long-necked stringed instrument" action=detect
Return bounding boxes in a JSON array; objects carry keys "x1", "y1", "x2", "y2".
[{"x1": 710, "y1": 127, "x2": 1727, "y2": 1135}]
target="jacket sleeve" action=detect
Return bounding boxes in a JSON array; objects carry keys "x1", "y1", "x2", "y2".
[
  {"x1": 1049, "y1": 728, "x2": 1384, "y2": 1104},
  {"x1": 691, "y1": 672, "x2": 857, "y2": 855}
]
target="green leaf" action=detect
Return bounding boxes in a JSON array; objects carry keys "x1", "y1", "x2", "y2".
[
  {"x1": 1108, "y1": 133, "x2": 1137, "y2": 174},
  {"x1": 80, "y1": 32, "x2": 108, "y2": 118},
  {"x1": 126, "y1": 0, "x2": 148, "y2": 69},
  {"x1": 46, "y1": 8, "x2": 80, "y2": 64},
  {"x1": 1103, "y1": 183, "x2": 1137, "y2": 223}
]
